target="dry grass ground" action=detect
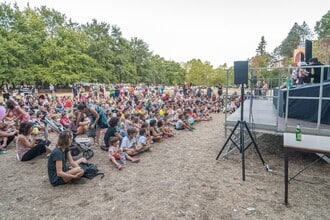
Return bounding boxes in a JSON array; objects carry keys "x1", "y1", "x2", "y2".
[{"x1": 0, "y1": 110, "x2": 329, "y2": 219}]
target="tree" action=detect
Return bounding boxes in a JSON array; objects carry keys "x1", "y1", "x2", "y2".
[
  {"x1": 279, "y1": 22, "x2": 313, "y2": 60},
  {"x1": 184, "y1": 59, "x2": 214, "y2": 85},
  {"x1": 251, "y1": 36, "x2": 270, "y2": 69},
  {"x1": 82, "y1": 19, "x2": 115, "y2": 83},
  {"x1": 313, "y1": 38, "x2": 330, "y2": 64},
  {"x1": 314, "y1": 10, "x2": 330, "y2": 63},
  {"x1": 280, "y1": 22, "x2": 302, "y2": 58},
  {"x1": 314, "y1": 10, "x2": 330, "y2": 39},
  {"x1": 256, "y1": 36, "x2": 267, "y2": 55},
  {"x1": 300, "y1": 21, "x2": 313, "y2": 42},
  {"x1": 130, "y1": 37, "x2": 151, "y2": 83},
  {"x1": 0, "y1": 3, "x2": 215, "y2": 87}
]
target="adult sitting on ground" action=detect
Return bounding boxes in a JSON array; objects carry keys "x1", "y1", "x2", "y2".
[
  {"x1": 0, "y1": 121, "x2": 17, "y2": 152},
  {"x1": 16, "y1": 122, "x2": 52, "y2": 161},
  {"x1": 103, "y1": 117, "x2": 123, "y2": 151},
  {"x1": 48, "y1": 130, "x2": 86, "y2": 187}
]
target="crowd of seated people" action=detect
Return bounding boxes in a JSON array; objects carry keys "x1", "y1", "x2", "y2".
[{"x1": 0, "y1": 84, "x2": 224, "y2": 175}]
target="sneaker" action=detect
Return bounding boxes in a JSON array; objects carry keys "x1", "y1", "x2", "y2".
[{"x1": 0, "y1": 149, "x2": 7, "y2": 155}]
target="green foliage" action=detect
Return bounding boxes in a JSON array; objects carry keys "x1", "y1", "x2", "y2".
[
  {"x1": 184, "y1": 59, "x2": 211, "y2": 85},
  {"x1": 279, "y1": 22, "x2": 302, "y2": 57},
  {"x1": 313, "y1": 37, "x2": 330, "y2": 63},
  {"x1": 0, "y1": 3, "x2": 187, "y2": 87},
  {"x1": 315, "y1": 10, "x2": 330, "y2": 39},
  {"x1": 0, "y1": 3, "x2": 328, "y2": 88},
  {"x1": 256, "y1": 36, "x2": 267, "y2": 55}
]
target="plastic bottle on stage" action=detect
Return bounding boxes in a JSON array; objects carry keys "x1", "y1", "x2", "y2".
[
  {"x1": 286, "y1": 77, "x2": 293, "y2": 89},
  {"x1": 295, "y1": 124, "x2": 302, "y2": 141}
]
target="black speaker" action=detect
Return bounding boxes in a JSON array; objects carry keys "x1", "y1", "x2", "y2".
[
  {"x1": 305, "y1": 40, "x2": 312, "y2": 62},
  {"x1": 234, "y1": 61, "x2": 248, "y2": 84}
]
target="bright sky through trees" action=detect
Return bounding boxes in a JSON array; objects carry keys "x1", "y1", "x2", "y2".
[{"x1": 4, "y1": 0, "x2": 330, "y2": 67}]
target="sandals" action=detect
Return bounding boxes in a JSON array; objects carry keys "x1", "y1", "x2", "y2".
[
  {"x1": 132, "y1": 158, "x2": 140, "y2": 163},
  {"x1": 0, "y1": 145, "x2": 7, "y2": 150},
  {"x1": 116, "y1": 164, "x2": 122, "y2": 170}
]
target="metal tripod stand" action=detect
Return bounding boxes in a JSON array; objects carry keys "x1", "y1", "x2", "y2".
[{"x1": 216, "y1": 85, "x2": 269, "y2": 180}]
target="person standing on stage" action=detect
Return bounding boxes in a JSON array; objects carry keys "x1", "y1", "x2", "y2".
[{"x1": 308, "y1": 57, "x2": 328, "y2": 83}]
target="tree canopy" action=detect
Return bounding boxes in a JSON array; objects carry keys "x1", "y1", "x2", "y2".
[
  {"x1": 0, "y1": 3, "x2": 329, "y2": 88},
  {"x1": 0, "y1": 3, "x2": 190, "y2": 88}
]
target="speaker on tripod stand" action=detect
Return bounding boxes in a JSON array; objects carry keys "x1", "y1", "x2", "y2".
[
  {"x1": 234, "y1": 61, "x2": 249, "y2": 85},
  {"x1": 216, "y1": 61, "x2": 269, "y2": 180}
]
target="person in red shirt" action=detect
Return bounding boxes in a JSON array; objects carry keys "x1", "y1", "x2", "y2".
[
  {"x1": 63, "y1": 98, "x2": 73, "y2": 108},
  {"x1": 60, "y1": 112, "x2": 71, "y2": 128}
]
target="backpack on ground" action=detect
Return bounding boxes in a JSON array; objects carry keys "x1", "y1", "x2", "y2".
[{"x1": 80, "y1": 162, "x2": 104, "y2": 179}]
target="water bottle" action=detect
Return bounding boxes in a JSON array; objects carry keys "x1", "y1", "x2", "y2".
[
  {"x1": 295, "y1": 124, "x2": 302, "y2": 141},
  {"x1": 286, "y1": 77, "x2": 292, "y2": 89},
  {"x1": 120, "y1": 152, "x2": 127, "y2": 165}
]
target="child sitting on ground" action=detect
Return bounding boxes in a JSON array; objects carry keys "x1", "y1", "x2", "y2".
[
  {"x1": 120, "y1": 128, "x2": 144, "y2": 157},
  {"x1": 157, "y1": 120, "x2": 174, "y2": 137},
  {"x1": 149, "y1": 119, "x2": 162, "y2": 142},
  {"x1": 108, "y1": 137, "x2": 139, "y2": 170},
  {"x1": 175, "y1": 114, "x2": 194, "y2": 131},
  {"x1": 137, "y1": 128, "x2": 151, "y2": 152}
]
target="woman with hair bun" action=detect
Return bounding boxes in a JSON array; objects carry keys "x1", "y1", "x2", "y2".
[{"x1": 16, "y1": 122, "x2": 51, "y2": 161}]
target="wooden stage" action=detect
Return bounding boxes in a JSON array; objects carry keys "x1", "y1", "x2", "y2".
[{"x1": 225, "y1": 98, "x2": 330, "y2": 136}]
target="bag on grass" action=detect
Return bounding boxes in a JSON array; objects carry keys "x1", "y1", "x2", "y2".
[
  {"x1": 87, "y1": 128, "x2": 96, "y2": 137},
  {"x1": 80, "y1": 162, "x2": 104, "y2": 179}
]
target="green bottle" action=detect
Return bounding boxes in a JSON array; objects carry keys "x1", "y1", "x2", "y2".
[{"x1": 295, "y1": 124, "x2": 302, "y2": 141}]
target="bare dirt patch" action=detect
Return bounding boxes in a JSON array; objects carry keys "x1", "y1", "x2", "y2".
[{"x1": 0, "y1": 113, "x2": 329, "y2": 219}]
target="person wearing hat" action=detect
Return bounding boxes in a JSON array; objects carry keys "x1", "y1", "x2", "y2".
[{"x1": 308, "y1": 57, "x2": 327, "y2": 83}]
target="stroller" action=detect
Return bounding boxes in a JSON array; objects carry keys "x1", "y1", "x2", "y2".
[{"x1": 40, "y1": 112, "x2": 94, "y2": 159}]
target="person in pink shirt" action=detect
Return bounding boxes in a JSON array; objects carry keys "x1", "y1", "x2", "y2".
[
  {"x1": 5, "y1": 99, "x2": 30, "y2": 124},
  {"x1": 16, "y1": 122, "x2": 51, "y2": 161},
  {"x1": 59, "y1": 112, "x2": 71, "y2": 128}
]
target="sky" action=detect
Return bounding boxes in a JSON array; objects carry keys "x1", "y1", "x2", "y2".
[{"x1": 3, "y1": 0, "x2": 330, "y2": 67}]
